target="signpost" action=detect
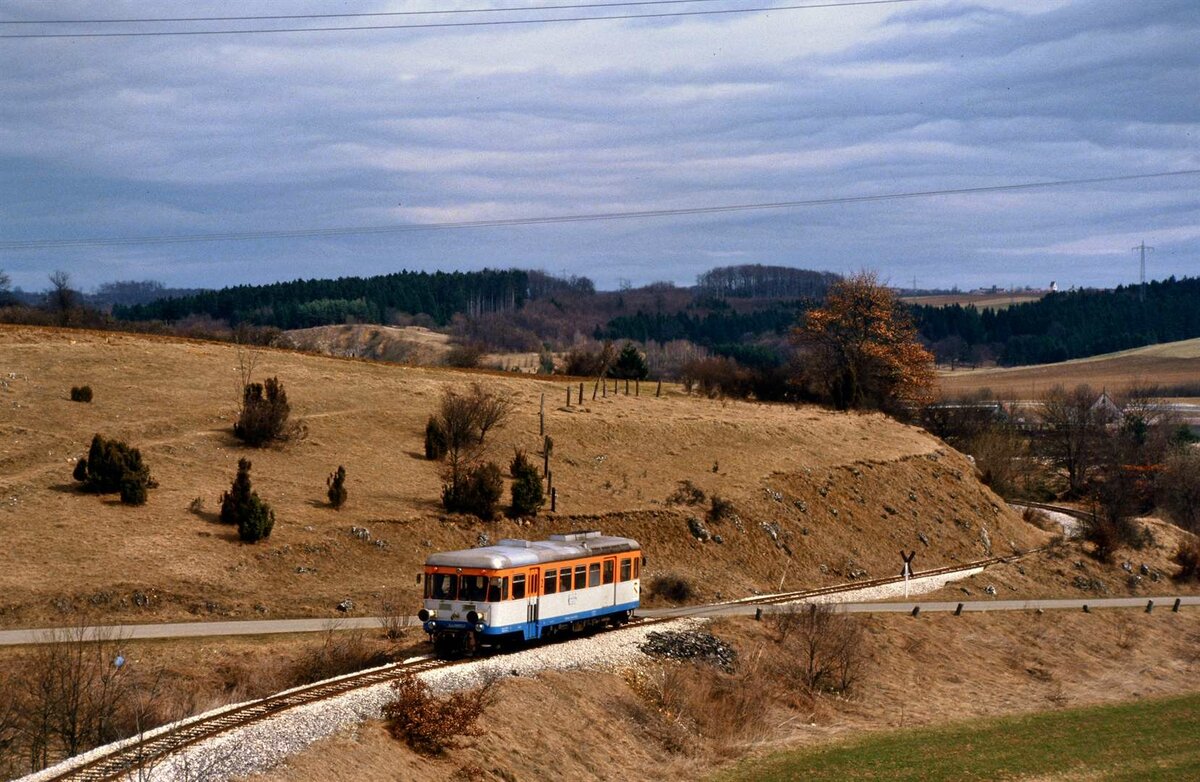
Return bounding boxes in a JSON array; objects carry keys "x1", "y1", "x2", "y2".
[{"x1": 900, "y1": 550, "x2": 916, "y2": 598}]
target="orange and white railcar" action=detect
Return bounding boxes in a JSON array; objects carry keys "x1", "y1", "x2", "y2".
[{"x1": 418, "y1": 530, "x2": 641, "y2": 656}]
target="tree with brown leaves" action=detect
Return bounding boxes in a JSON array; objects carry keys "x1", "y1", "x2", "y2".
[{"x1": 792, "y1": 271, "x2": 934, "y2": 410}]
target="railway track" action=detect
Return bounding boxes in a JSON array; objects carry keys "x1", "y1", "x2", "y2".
[
  {"x1": 39, "y1": 504, "x2": 1063, "y2": 781},
  {"x1": 43, "y1": 656, "x2": 462, "y2": 782}
]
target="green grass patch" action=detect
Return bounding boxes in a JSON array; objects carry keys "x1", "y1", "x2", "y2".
[{"x1": 717, "y1": 693, "x2": 1200, "y2": 781}]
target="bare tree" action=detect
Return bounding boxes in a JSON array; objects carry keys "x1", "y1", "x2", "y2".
[
  {"x1": 468, "y1": 382, "x2": 515, "y2": 444},
  {"x1": 1159, "y1": 447, "x2": 1200, "y2": 533},
  {"x1": 46, "y1": 270, "x2": 77, "y2": 324},
  {"x1": 1037, "y1": 384, "x2": 1106, "y2": 495},
  {"x1": 433, "y1": 383, "x2": 515, "y2": 489}
]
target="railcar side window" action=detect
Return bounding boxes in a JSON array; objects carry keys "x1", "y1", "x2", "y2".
[
  {"x1": 588, "y1": 562, "x2": 600, "y2": 588},
  {"x1": 487, "y1": 577, "x2": 507, "y2": 602},
  {"x1": 602, "y1": 560, "x2": 614, "y2": 584},
  {"x1": 544, "y1": 569, "x2": 557, "y2": 595},
  {"x1": 431, "y1": 574, "x2": 458, "y2": 600},
  {"x1": 634, "y1": 558, "x2": 640, "y2": 578},
  {"x1": 560, "y1": 568, "x2": 573, "y2": 592},
  {"x1": 512, "y1": 574, "x2": 527, "y2": 600},
  {"x1": 574, "y1": 565, "x2": 586, "y2": 589},
  {"x1": 620, "y1": 559, "x2": 632, "y2": 582},
  {"x1": 461, "y1": 575, "x2": 488, "y2": 603}
]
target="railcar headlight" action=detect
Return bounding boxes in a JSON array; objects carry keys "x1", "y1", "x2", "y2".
[
  {"x1": 475, "y1": 623, "x2": 484, "y2": 632},
  {"x1": 418, "y1": 608, "x2": 431, "y2": 622}
]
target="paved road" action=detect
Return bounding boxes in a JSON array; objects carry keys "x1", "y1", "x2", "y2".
[
  {"x1": 645, "y1": 594, "x2": 1200, "y2": 618},
  {"x1": 2, "y1": 596, "x2": 1194, "y2": 646},
  {"x1": 0, "y1": 616, "x2": 405, "y2": 646}
]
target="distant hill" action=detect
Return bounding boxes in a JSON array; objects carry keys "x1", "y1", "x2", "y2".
[{"x1": 114, "y1": 268, "x2": 529, "y2": 328}]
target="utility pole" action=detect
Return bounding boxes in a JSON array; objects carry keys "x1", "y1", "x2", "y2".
[{"x1": 1132, "y1": 241, "x2": 1154, "y2": 302}]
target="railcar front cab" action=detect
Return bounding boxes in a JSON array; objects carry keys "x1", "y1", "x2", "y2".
[{"x1": 417, "y1": 531, "x2": 643, "y2": 656}]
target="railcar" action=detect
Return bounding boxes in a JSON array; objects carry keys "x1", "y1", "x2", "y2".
[{"x1": 417, "y1": 530, "x2": 642, "y2": 656}]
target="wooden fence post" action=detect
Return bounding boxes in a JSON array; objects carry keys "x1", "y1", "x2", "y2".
[
  {"x1": 539, "y1": 393, "x2": 545, "y2": 436},
  {"x1": 656, "y1": 379, "x2": 662, "y2": 397},
  {"x1": 551, "y1": 487, "x2": 557, "y2": 512}
]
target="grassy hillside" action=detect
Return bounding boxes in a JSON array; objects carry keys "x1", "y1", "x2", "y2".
[
  {"x1": 719, "y1": 691, "x2": 1200, "y2": 781},
  {"x1": 939, "y1": 336, "x2": 1200, "y2": 398},
  {"x1": 0, "y1": 325, "x2": 1045, "y2": 628}
]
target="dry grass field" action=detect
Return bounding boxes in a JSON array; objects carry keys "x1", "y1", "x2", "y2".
[
  {"x1": 902, "y1": 292, "x2": 1044, "y2": 310},
  {"x1": 939, "y1": 337, "x2": 1200, "y2": 398},
  {"x1": 0, "y1": 324, "x2": 1045, "y2": 629}
]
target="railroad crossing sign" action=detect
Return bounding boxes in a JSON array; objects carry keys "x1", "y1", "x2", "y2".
[{"x1": 900, "y1": 550, "x2": 916, "y2": 597}]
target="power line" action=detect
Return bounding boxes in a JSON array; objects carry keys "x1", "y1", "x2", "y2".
[
  {"x1": 2, "y1": 0, "x2": 731, "y2": 25},
  {"x1": 0, "y1": 0, "x2": 927, "y2": 39},
  {"x1": 3, "y1": 169, "x2": 1196, "y2": 252}
]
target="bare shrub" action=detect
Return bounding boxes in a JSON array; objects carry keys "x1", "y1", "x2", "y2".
[
  {"x1": 1173, "y1": 538, "x2": 1200, "y2": 582},
  {"x1": 638, "y1": 662, "x2": 767, "y2": 754},
  {"x1": 377, "y1": 592, "x2": 409, "y2": 641},
  {"x1": 769, "y1": 603, "x2": 864, "y2": 693},
  {"x1": 648, "y1": 574, "x2": 695, "y2": 604},
  {"x1": 445, "y1": 343, "x2": 484, "y2": 369},
  {"x1": 707, "y1": 494, "x2": 736, "y2": 524},
  {"x1": 968, "y1": 426, "x2": 1024, "y2": 496},
  {"x1": 288, "y1": 628, "x2": 391, "y2": 686},
  {"x1": 667, "y1": 480, "x2": 706, "y2": 506},
  {"x1": 384, "y1": 671, "x2": 496, "y2": 755},
  {"x1": 1021, "y1": 506, "x2": 1058, "y2": 532}
]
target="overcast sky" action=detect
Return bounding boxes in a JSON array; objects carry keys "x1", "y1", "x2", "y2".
[{"x1": 1, "y1": 0, "x2": 1197, "y2": 292}]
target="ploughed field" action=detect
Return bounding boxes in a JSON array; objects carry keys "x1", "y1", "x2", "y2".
[{"x1": 0, "y1": 325, "x2": 1045, "y2": 629}]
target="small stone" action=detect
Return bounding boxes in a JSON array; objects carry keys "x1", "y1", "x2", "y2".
[
  {"x1": 917, "y1": 532, "x2": 930, "y2": 547},
  {"x1": 1139, "y1": 563, "x2": 1150, "y2": 576},
  {"x1": 883, "y1": 504, "x2": 898, "y2": 516},
  {"x1": 984, "y1": 585, "x2": 997, "y2": 596},
  {"x1": 336, "y1": 599, "x2": 354, "y2": 613},
  {"x1": 794, "y1": 500, "x2": 808, "y2": 513},
  {"x1": 1122, "y1": 561, "x2": 1133, "y2": 573},
  {"x1": 712, "y1": 534, "x2": 724, "y2": 545},
  {"x1": 688, "y1": 516, "x2": 712, "y2": 542}
]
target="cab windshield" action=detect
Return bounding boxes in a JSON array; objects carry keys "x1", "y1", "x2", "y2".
[
  {"x1": 460, "y1": 574, "x2": 488, "y2": 603},
  {"x1": 430, "y1": 573, "x2": 458, "y2": 600}
]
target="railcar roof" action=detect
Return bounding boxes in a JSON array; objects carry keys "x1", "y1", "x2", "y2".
[{"x1": 425, "y1": 533, "x2": 640, "y2": 570}]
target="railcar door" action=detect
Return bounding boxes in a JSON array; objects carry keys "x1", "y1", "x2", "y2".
[
  {"x1": 526, "y1": 567, "x2": 540, "y2": 640},
  {"x1": 603, "y1": 557, "x2": 617, "y2": 606}
]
